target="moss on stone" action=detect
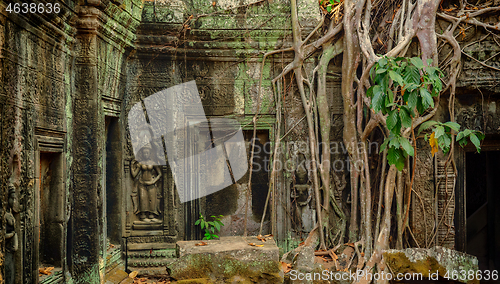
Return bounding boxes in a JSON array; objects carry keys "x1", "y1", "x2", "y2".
[
  {"x1": 383, "y1": 248, "x2": 480, "y2": 284},
  {"x1": 169, "y1": 254, "x2": 281, "y2": 283},
  {"x1": 383, "y1": 252, "x2": 447, "y2": 277}
]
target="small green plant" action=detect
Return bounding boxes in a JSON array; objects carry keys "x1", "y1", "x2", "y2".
[{"x1": 195, "y1": 214, "x2": 224, "y2": 240}]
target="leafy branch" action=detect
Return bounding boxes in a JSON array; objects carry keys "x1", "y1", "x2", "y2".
[
  {"x1": 195, "y1": 214, "x2": 224, "y2": 240},
  {"x1": 418, "y1": 120, "x2": 485, "y2": 154},
  {"x1": 370, "y1": 56, "x2": 443, "y2": 170}
]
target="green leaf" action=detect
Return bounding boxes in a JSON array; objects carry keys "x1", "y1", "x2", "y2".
[
  {"x1": 403, "y1": 65, "x2": 420, "y2": 85},
  {"x1": 214, "y1": 223, "x2": 220, "y2": 232},
  {"x1": 400, "y1": 137, "x2": 414, "y2": 156},
  {"x1": 399, "y1": 107, "x2": 412, "y2": 128},
  {"x1": 475, "y1": 131, "x2": 485, "y2": 141},
  {"x1": 443, "y1": 121, "x2": 460, "y2": 132},
  {"x1": 195, "y1": 220, "x2": 200, "y2": 225},
  {"x1": 212, "y1": 235, "x2": 219, "y2": 239},
  {"x1": 434, "y1": 125, "x2": 445, "y2": 139},
  {"x1": 389, "y1": 136, "x2": 400, "y2": 148},
  {"x1": 327, "y1": 5, "x2": 332, "y2": 12},
  {"x1": 426, "y1": 66, "x2": 437, "y2": 77},
  {"x1": 416, "y1": 96, "x2": 425, "y2": 114},
  {"x1": 417, "y1": 120, "x2": 438, "y2": 135},
  {"x1": 431, "y1": 80, "x2": 442, "y2": 95},
  {"x1": 395, "y1": 155, "x2": 405, "y2": 170},
  {"x1": 389, "y1": 70, "x2": 404, "y2": 86},
  {"x1": 386, "y1": 89, "x2": 394, "y2": 104},
  {"x1": 426, "y1": 58, "x2": 433, "y2": 66},
  {"x1": 380, "y1": 138, "x2": 390, "y2": 153},
  {"x1": 388, "y1": 147, "x2": 405, "y2": 171},
  {"x1": 372, "y1": 85, "x2": 384, "y2": 113},
  {"x1": 201, "y1": 222, "x2": 205, "y2": 229},
  {"x1": 366, "y1": 86, "x2": 374, "y2": 98},
  {"x1": 457, "y1": 129, "x2": 471, "y2": 141},
  {"x1": 387, "y1": 110, "x2": 399, "y2": 131},
  {"x1": 408, "y1": 91, "x2": 418, "y2": 110},
  {"x1": 439, "y1": 134, "x2": 451, "y2": 154},
  {"x1": 469, "y1": 133, "x2": 481, "y2": 152},
  {"x1": 379, "y1": 57, "x2": 387, "y2": 67},
  {"x1": 458, "y1": 137, "x2": 468, "y2": 148},
  {"x1": 393, "y1": 117, "x2": 402, "y2": 135},
  {"x1": 410, "y1": 57, "x2": 424, "y2": 69},
  {"x1": 376, "y1": 68, "x2": 387, "y2": 74},
  {"x1": 420, "y1": 88, "x2": 434, "y2": 109},
  {"x1": 387, "y1": 147, "x2": 401, "y2": 166}
]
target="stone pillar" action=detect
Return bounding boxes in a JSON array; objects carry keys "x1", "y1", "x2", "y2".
[{"x1": 70, "y1": 5, "x2": 102, "y2": 283}]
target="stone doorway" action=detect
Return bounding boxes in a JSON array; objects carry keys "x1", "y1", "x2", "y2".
[
  {"x1": 465, "y1": 150, "x2": 500, "y2": 272},
  {"x1": 202, "y1": 129, "x2": 271, "y2": 238},
  {"x1": 104, "y1": 117, "x2": 123, "y2": 267},
  {"x1": 105, "y1": 117, "x2": 123, "y2": 244},
  {"x1": 36, "y1": 152, "x2": 65, "y2": 279}
]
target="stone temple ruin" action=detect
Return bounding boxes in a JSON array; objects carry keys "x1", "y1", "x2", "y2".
[{"x1": 0, "y1": 0, "x2": 499, "y2": 283}]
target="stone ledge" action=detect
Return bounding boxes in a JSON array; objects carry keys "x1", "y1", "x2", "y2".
[
  {"x1": 168, "y1": 236, "x2": 282, "y2": 283},
  {"x1": 383, "y1": 246, "x2": 479, "y2": 284}
]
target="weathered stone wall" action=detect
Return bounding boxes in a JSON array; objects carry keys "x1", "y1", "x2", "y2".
[
  {"x1": 0, "y1": 0, "x2": 320, "y2": 281},
  {"x1": 0, "y1": 4, "x2": 76, "y2": 283},
  {"x1": 1, "y1": 0, "x2": 497, "y2": 281},
  {"x1": 0, "y1": 0, "x2": 140, "y2": 282}
]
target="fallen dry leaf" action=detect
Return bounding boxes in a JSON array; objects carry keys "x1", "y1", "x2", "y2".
[
  {"x1": 195, "y1": 241, "x2": 208, "y2": 246},
  {"x1": 39, "y1": 267, "x2": 54, "y2": 275},
  {"x1": 129, "y1": 271, "x2": 138, "y2": 278},
  {"x1": 256, "y1": 234, "x2": 267, "y2": 242},
  {"x1": 329, "y1": 250, "x2": 338, "y2": 260},
  {"x1": 248, "y1": 243, "x2": 264, "y2": 247},
  {"x1": 280, "y1": 261, "x2": 291, "y2": 273}
]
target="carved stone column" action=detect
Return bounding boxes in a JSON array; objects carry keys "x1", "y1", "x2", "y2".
[{"x1": 70, "y1": 5, "x2": 102, "y2": 283}]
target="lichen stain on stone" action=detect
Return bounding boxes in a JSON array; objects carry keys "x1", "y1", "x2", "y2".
[
  {"x1": 169, "y1": 254, "x2": 281, "y2": 283},
  {"x1": 383, "y1": 249, "x2": 479, "y2": 284},
  {"x1": 383, "y1": 252, "x2": 447, "y2": 277}
]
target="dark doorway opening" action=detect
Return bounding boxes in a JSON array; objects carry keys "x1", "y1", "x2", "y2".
[
  {"x1": 105, "y1": 116, "x2": 123, "y2": 245},
  {"x1": 38, "y1": 152, "x2": 64, "y2": 267},
  {"x1": 202, "y1": 129, "x2": 271, "y2": 237},
  {"x1": 244, "y1": 129, "x2": 271, "y2": 222},
  {"x1": 465, "y1": 151, "x2": 500, "y2": 271}
]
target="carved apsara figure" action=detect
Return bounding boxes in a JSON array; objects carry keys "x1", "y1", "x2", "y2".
[
  {"x1": 5, "y1": 183, "x2": 19, "y2": 284},
  {"x1": 131, "y1": 145, "x2": 162, "y2": 222},
  {"x1": 291, "y1": 154, "x2": 315, "y2": 232}
]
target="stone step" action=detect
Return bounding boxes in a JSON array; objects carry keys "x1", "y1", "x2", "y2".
[{"x1": 167, "y1": 236, "x2": 282, "y2": 283}]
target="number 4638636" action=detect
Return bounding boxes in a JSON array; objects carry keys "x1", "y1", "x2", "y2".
[{"x1": 6, "y1": 2, "x2": 60, "y2": 14}]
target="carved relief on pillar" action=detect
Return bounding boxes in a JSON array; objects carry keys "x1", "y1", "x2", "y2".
[
  {"x1": 290, "y1": 154, "x2": 315, "y2": 233},
  {"x1": 5, "y1": 183, "x2": 19, "y2": 284}
]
